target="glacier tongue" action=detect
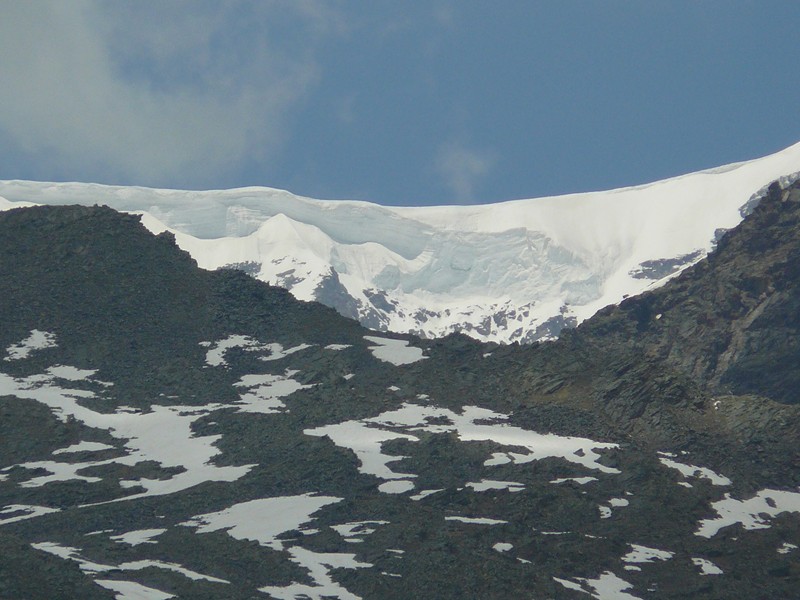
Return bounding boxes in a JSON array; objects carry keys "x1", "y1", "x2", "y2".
[{"x1": 2, "y1": 141, "x2": 800, "y2": 343}]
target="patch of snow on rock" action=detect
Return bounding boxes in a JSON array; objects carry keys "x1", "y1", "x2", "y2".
[
  {"x1": 621, "y1": 544, "x2": 674, "y2": 564},
  {"x1": 364, "y1": 336, "x2": 427, "y2": 365},
  {"x1": 695, "y1": 488, "x2": 800, "y2": 538},
  {"x1": 4, "y1": 330, "x2": 57, "y2": 361},
  {"x1": 181, "y1": 493, "x2": 341, "y2": 550},
  {"x1": 658, "y1": 456, "x2": 731, "y2": 486},
  {"x1": 692, "y1": 557, "x2": 723, "y2": 575},
  {"x1": 0, "y1": 504, "x2": 60, "y2": 525},
  {"x1": 110, "y1": 528, "x2": 167, "y2": 546},
  {"x1": 259, "y1": 546, "x2": 371, "y2": 600},
  {"x1": 553, "y1": 571, "x2": 642, "y2": 600}
]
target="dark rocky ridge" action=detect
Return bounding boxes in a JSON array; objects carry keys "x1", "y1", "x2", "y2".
[{"x1": 0, "y1": 180, "x2": 798, "y2": 598}]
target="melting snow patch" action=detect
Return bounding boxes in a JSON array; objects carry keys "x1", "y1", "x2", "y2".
[
  {"x1": 233, "y1": 371, "x2": 311, "y2": 414},
  {"x1": 484, "y1": 452, "x2": 512, "y2": 466},
  {"x1": 0, "y1": 504, "x2": 60, "y2": 525},
  {"x1": 0, "y1": 367, "x2": 254, "y2": 502},
  {"x1": 410, "y1": 488, "x2": 443, "y2": 501},
  {"x1": 466, "y1": 479, "x2": 524, "y2": 493},
  {"x1": 599, "y1": 498, "x2": 628, "y2": 519},
  {"x1": 621, "y1": 544, "x2": 674, "y2": 564},
  {"x1": 695, "y1": 488, "x2": 800, "y2": 538},
  {"x1": 493, "y1": 542, "x2": 513, "y2": 553},
  {"x1": 378, "y1": 480, "x2": 415, "y2": 494},
  {"x1": 325, "y1": 344, "x2": 351, "y2": 351},
  {"x1": 550, "y1": 476, "x2": 598, "y2": 485},
  {"x1": 110, "y1": 528, "x2": 167, "y2": 546},
  {"x1": 259, "y1": 546, "x2": 371, "y2": 600},
  {"x1": 331, "y1": 520, "x2": 388, "y2": 542},
  {"x1": 118, "y1": 560, "x2": 229, "y2": 583},
  {"x1": 658, "y1": 456, "x2": 731, "y2": 486},
  {"x1": 553, "y1": 571, "x2": 641, "y2": 600},
  {"x1": 33, "y1": 541, "x2": 229, "y2": 584},
  {"x1": 307, "y1": 402, "x2": 619, "y2": 494},
  {"x1": 445, "y1": 516, "x2": 507, "y2": 525},
  {"x1": 692, "y1": 557, "x2": 723, "y2": 575},
  {"x1": 52, "y1": 441, "x2": 115, "y2": 455},
  {"x1": 778, "y1": 542, "x2": 798, "y2": 554},
  {"x1": 95, "y1": 580, "x2": 175, "y2": 600},
  {"x1": 181, "y1": 493, "x2": 341, "y2": 550},
  {"x1": 46, "y1": 365, "x2": 99, "y2": 381},
  {"x1": 201, "y1": 335, "x2": 265, "y2": 367},
  {"x1": 364, "y1": 336, "x2": 427, "y2": 365},
  {"x1": 304, "y1": 419, "x2": 418, "y2": 488},
  {"x1": 260, "y1": 343, "x2": 313, "y2": 362},
  {"x1": 4, "y1": 330, "x2": 57, "y2": 361}
]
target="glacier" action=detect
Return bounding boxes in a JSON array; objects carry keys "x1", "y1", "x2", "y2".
[{"x1": 2, "y1": 140, "x2": 800, "y2": 343}]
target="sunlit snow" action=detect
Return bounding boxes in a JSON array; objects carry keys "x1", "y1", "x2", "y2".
[
  {"x1": 306, "y1": 402, "x2": 618, "y2": 494},
  {"x1": 621, "y1": 544, "x2": 674, "y2": 564},
  {"x1": 554, "y1": 571, "x2": 641, "y2": 600},
  {"x1": 658, "y1": 455, "x2": 731, "y2": 486},
  {"x1": 3, "y1": 329, "x2": 57, "y2": 361},
  {"x1": 0, "y1": 504, "x2": 60, "y2": 525},
  {"x1": 0, "y1": 362, "x2": 253, "y2": 503},
  {"x1": 232, "y1": 371, "x2": 311, "y2": 414},
  {"x1": 695, "y1": 488, "x2": 800, "y2": 538},
  {"x1": 260, "y1": 546, "x2": 371, "y2": 600},
  {"x1": 692, "y1": 557, "x2": 723, "y2": 575},
  {"x1": 181, "y1": 493, "x2": 341, "y2": 550},
  {"x1": 445, "y1": 516, "x2": 507, "y2": 525},
  {"x1": 466, "y1": 479, "x2": 524, "y2": 493},
  {"x1": 52, "y1": 441, "x2": 115, "y2": 455},
  {"x1": 363, "y1": 336, "x2": 427, "y2": 365},
  {"x1": 95, "y1": 580, "x2": 175, "y2": 600},
  {"x1": 110, "y1": 528, "x2": 167, "y2": 546},
  {"x1": 4, "y1": 143, "x2": 799, "y2": 344}
]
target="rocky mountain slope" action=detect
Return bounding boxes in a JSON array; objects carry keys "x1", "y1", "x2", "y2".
[
  {"x1": 2, "y1": 141, "x2": 800, "y2": 345},
  {"x1": 0, "y1": 178, "x2": 799, "y2": 599}
]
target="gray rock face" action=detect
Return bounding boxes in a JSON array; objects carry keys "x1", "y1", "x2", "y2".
[{"x1": 0, "y1": 186, "x2": 799, "y2": 599}]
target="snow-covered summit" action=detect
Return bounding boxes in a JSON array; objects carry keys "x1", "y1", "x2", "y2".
[{"x1": 2, "y1": 141, "x2": 800, "y2": 343}]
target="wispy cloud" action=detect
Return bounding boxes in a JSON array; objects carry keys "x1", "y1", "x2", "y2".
[
  {"x1": 435, "y1": 141, "x2": 497, "y2": 203},
  {"x1": 0, "y1": 1, "x2": 342, "y2": 188}
]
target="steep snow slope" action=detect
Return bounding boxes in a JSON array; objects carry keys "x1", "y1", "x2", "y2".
[{"x1": 2, "y1": 141, "x2": 800, "y2": 343}]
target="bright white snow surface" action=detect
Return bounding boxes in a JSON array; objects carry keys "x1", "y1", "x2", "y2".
[
  {"x1": 110, "y1": 528, "x2": 168, "y2": 546},
  {"x1": 658, "y1": 455, "x2": 732, "y2": 486},
  {"x1": 182, "y1": 495, "x2": 374, "y2": 600},
  {"x1": 692, "y1": 557, "x2": 724, "y2": 575},
  {"x1": 554, "y1": 571, "x2": 641, "y2": 600},
  {"x1": 695, "y1": 488, "x2": 800, "y2": 538},
  {"x1": 259, "y1": 546, "x2": 372, "y2": 600},
  {"x1": 0, "y1": 365, "x2": 253, "y2": 499},
  {"x1": 3, "y1": 142, "x2": 800, "y2": 343},
  {"x1": 181, "y1": 493, "x2": 341, "y2": 550},
  {"x1": 621, "y1": 544, "x2": 674, "y2": 564},
  {"x1": 3, "y1": 329, "x2": 57, "y2": 361},
  {"x1": 363, "y1": 336, "x2": 427, "y2": 365},
  {"x1": 32, "y1": 541, "x2": 229, "y2": 587},
  {"x1": 0, "y1": 333, "x2": 256, "y2": 502},
  {"x1": 445, "y1": 516, "x2": 508, "y2": 525},
  {"x1": 0, "y1": 504, "x2": 60, "y2": 525},
  {"x1": 95, "y1": 580, "x2": 175, "y2": 600},
  {"x1": 306, "y1": 402, "x2": 618, "y2": 494}
]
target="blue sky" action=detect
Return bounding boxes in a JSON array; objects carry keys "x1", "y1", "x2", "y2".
[{"x1": 1, "y1": 1, "x2": 799, "y2": 205}]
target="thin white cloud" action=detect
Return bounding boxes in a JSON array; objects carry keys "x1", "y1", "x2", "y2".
[
  {"x1": 0, "y1": 1, "x2": 341, "y2": 187},
  {"x1": 435, "y1": 141, "x2": 497, "y2": 203}
]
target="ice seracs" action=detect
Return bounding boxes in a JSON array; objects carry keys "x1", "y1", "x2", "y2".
[{"x1": 3, "y1": 142, "x2": 800, "y2": 344}]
